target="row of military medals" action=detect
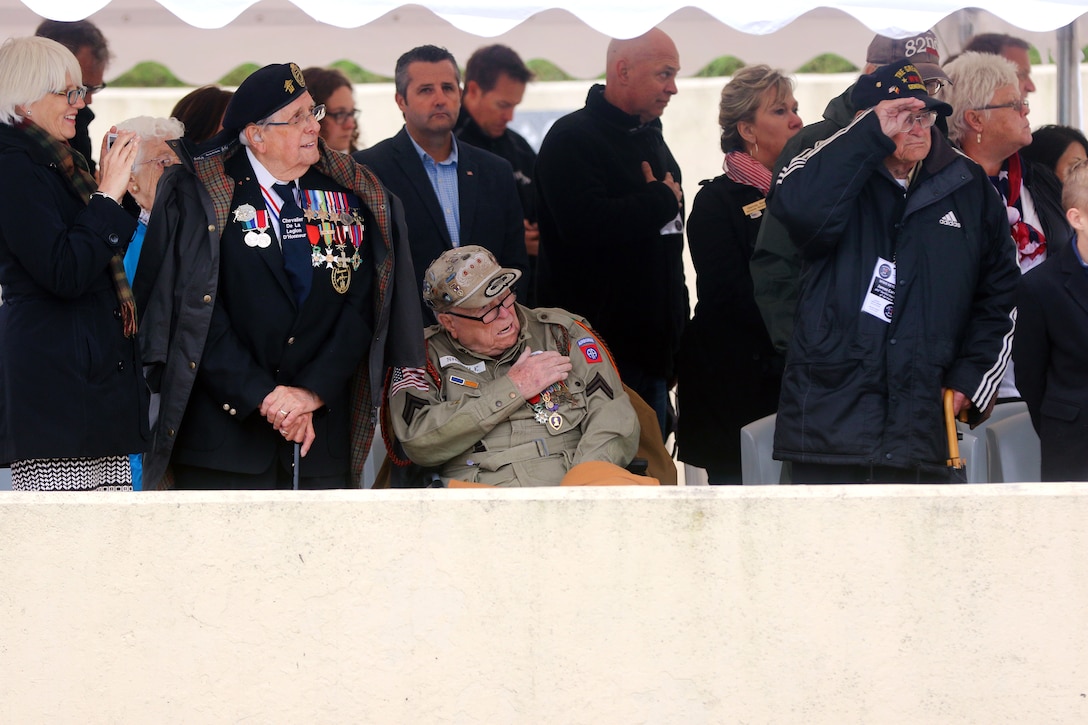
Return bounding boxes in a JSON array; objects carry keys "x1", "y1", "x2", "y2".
[
  {"x1": 234, "y1": 190, "x2": 364, "y2": 294},
  {"x1": 303, "y1": 190, "x2": 364, "y2": 294},
  {"x1": 528, "y1": 381, "x2": 574, "y2": 431}
]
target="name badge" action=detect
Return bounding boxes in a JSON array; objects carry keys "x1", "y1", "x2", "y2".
[
  {"x1": 862, "y1": 257, "x2": 896, "y2": 323},
  {"x1": 439, "y1": 355, "x2": 486, "y2": 374},
  {"x1": 742, "y1": 199, "x2": 766, "y2": 219}
]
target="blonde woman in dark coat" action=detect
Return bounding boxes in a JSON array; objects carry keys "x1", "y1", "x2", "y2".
[
  {"x1": 0, "y1": 37, "x2": 148, "y2": 489},
  {"x1": 676, "y1": 65, "x2": 801, "y2": 483}
]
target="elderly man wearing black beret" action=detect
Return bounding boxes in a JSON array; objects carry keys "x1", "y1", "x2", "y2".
[{"x1": 134, "y1": 62, "x2": 423, "y2": 489}]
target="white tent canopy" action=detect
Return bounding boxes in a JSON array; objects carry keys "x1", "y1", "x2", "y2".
[
  {"x1": 14, "y1": 0, "x2": 1088, "y2": 35},
  {"x1": 3, "y1": 1, "x2": 1085, "y2": 123}
]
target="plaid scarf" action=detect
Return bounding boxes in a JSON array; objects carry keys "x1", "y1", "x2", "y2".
[
  {"x1": 723, "y1": 150, "x2": 772, "y2": 196},
  {"x1": 20, "y1": 121, "x2": 138, "y2": 337},
  {"x1": 990, "y1": 152, "x2": 1047, "y2": 268}
]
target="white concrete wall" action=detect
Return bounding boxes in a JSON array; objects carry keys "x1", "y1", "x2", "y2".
[{"x1": 2, "y1": 484, "x2": 1087, "y2": 723}]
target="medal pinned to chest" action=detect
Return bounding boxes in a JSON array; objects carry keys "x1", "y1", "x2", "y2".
[
  {"x1": 528, "y1": 381, "x2": 575, "y2": 431},
  {"x1": 233, "y1": 203, "x2": 272, "y2": 248},
  {"x1": 301, "y1": 189, "x2": 366, "y2": 294}
]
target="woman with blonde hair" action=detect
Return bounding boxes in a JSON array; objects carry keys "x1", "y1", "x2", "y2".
[
  {"x1": 944, "y1": 51, "x2": 1070, "y2": 401},
  {"x1": 0, "y1": 36, "x2": 148, "y2": 489},
  {"x1": 676, "y1": 65, "x2": 802, "y2": 483}
]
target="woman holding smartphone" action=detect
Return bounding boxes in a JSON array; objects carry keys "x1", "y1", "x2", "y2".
[{"x1": 0, "y1": 36, "x2": 149, "y2": 489}]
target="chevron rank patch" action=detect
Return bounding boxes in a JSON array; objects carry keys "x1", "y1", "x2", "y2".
[
  {"x1": 585, "y1": 372, "x2": 614, "y2": 399},
  {"x1": 401, "y1": 394, "x2": 426, "y2": 425}
]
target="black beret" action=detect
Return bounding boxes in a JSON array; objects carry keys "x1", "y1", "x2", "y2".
[{"x1": 221, "y1": 62, "x2": 309, "y2": 134}]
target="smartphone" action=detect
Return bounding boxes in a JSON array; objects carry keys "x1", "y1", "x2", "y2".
[{"x1": 106, "y1": 132, "x2": 117, "y2": 150}]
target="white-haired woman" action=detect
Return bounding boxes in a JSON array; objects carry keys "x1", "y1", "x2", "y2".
[
  {"x1": 114, "y1": 115, "x2": 183, "y2": 489},
  {"x1": 944, "y1": 51, "x2": 1070, "y2": 400},
  {"x1": 0, "y1": 36, "x2": 148, "y2": 490},
  {"x1": 676, "y1": 65, "x2": 802, "y2": 483},
  {"x1": 114, "y1": 115, "x2": 184, "y2": 282}
]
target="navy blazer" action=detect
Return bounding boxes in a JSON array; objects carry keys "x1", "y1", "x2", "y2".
[
  {"x1": 354, "y1": 127, "x2": 527, "y2": 320},
  {"x1": 171, "y1": 150, "x2": 374, "y2": 478},
  {"x1": 1014, "y1": 238, "x2": 1088, "y2": 481}
]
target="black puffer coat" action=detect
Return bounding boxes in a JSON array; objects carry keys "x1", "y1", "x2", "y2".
[{"x1": 770, "y1": 110, "x2": 1020, "y2": 472}]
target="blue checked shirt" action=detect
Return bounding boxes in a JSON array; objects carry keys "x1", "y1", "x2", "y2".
[{"x1": 409, "y1": 133, "x2": 461, "y2": 247}]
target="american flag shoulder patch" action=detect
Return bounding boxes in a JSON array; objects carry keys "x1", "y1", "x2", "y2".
[{"x1": 389, "y1": 367, "x2": 429, "y2": 396}]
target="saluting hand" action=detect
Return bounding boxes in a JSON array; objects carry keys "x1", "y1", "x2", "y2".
[{"x1": 873, "y1": 98, "x2": 926, "y2": 138}]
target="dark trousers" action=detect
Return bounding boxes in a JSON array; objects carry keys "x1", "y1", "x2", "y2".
[
  {"x1": 791, "y1": 462, "x2": 953, "y2": 484},
  {"x1": 618, "y1": 361, "x2": 668, "y2": 442},
  {"x1": 172, "y1": 462, "x2": 350, "y2": 490}
]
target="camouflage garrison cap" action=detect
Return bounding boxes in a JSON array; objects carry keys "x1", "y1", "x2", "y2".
[{"x1": 422, "y1": 245, "x2": 521, "y2": 312}]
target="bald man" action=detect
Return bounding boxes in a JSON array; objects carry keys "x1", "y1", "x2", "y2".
[{"x1": 535, "y1": 28, "x2": 686, "y2": 438}]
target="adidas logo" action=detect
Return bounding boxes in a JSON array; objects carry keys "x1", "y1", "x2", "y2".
[{"x1": 938, "y1": 211, "x2": 961, "y2": 228}]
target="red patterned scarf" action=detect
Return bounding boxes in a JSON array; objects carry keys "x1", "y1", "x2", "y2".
[
  {"x1": 990, "y1": 152, "x2": 1047, "y2": 266},
  {"x1": 723, "y1": 150, "x2": 772, "y2": 196}
]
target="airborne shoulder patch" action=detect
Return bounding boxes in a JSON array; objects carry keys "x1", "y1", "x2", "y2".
[{"x1": 577, "y1": 337, "x2": 602, "y2": 364}]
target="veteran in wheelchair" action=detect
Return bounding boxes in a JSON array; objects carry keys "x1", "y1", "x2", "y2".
[{"x1": 384, "y1": 246, "x2": 668, "y2": 487}]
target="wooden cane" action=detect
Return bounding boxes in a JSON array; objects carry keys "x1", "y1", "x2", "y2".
[{"x1": 944, "y1": 389, "x2": 965, "y2": 470}]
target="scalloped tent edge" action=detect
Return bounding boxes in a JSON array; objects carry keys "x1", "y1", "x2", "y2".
[{"x1": 6, "y1": 0, "x2": 1086, "y2": 124}]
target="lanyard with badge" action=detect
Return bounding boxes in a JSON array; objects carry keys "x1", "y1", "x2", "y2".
[{"x1": 863, "y1": 256, "x2": 896, "y2": 323}]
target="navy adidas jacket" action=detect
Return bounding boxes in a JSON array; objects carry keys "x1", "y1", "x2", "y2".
[{"x1": 770, "y1": 109, "x2": 1019, "y2": 473}]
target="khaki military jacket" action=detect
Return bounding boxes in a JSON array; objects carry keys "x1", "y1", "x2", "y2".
[{"x1": 389, "y1": 305, "x2": 639, "y2": 486}]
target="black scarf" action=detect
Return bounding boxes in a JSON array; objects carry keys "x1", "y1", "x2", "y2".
[{"x1": 19, "y1": 120, "x2": 137, "y2": 336}]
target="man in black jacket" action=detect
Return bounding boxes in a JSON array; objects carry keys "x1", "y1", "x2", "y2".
[
  {"x1": 137, "y1": 63, "x2": 423, "y2": 489},
  {"x1": 771, "y1": 61, "x2": 1019, "y2": 483},
  {"x1": 535, "y1": 27, "x2": 685, "y2": 438},
  {"x1": 752, "y1": 30, "x2": 951, "y2": 355}
]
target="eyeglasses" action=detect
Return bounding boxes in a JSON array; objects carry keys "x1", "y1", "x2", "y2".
[
  {"x1": 85, "y1": 83, "x2": 107, "y2": 94},
  {"x1": 924, "y1": 79, "x2": 944, "y2": 96},
  {"x1": 975, "y1": 99, "x2": 1029, "y2": 114},
  {"x1": 137, "y1": 156, "x2": 178, "y2": 169},
  {"x1": 445, "y1": 291, "x2": 516, "y2": 324},
  {"x1": 905, "y1": 111, "x2": 938, "y2": 130},
  {"x1": 326, "y1": 109, "x2": 361, "y2": 124},
  {"x1": 51, "y1": 86, "x2": 87, "y2": 105},
  {"x1": 261, "y1": 104, "x2": 326, "y2": 127}
]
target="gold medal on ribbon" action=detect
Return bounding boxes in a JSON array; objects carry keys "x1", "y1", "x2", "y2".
[{"x1": 331, "y1": 265, "x2": 351, "y2": 294}]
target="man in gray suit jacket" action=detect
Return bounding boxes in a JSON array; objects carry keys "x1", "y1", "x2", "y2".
[{"x1": 354, "y1": 45, "x2": 528, "y2": 321}]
